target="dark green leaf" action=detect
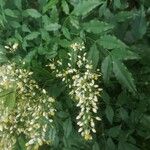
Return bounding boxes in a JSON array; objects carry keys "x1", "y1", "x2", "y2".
[
  {"x1": 63, "y1": 118, "x2": 72, "y2": 138},
  {"x1": 43, "y1": 0, "x2": 59, "y2": 13},
  {"x1": 17, "y1": 135, "x2": 26, "y2": 150},
  {"x1": 115, "y1": 11, "x2": 134, "y2": 22},
  {"x1": 69, "y1": 16, "x2": 79, "y2": 29},
  {"x1": 106, "y1": 138, "x2": 116, "y2": 150},
  {"x1": 118, "y1": 141, "x2": 140, "y2": 150},
  {"x1": 4, "y1": 88, "x2": 16, "y2": 109},
  {"x1": 99, "y1": 35, "x2": 127, "y2": 50},
  {"x1": 14, "y1": 0, "x2": 22, "y2": 10},
  {"x1": 9, "y1": 21, "x2": 21, "y2": 28},
  {"x1": 62, "y1": 27, "x2": 71, "y2": 40},
  {"x1": 101, "y1": 55, "x2": 112, "y2": 83},
  {"x1": 101, "y1": 91, "x2": 110, "y2": 104},
  {"x1": 83, "y1": 19, "x2": 113, "y2": 34},
  {"x1": 73, "y1": 0, "x2": 103, "y2": 16},
  {"x1": 105, "y1": 105, "x2": 114, "y2": 124},
  {"x1": 25, "y1": 32, "x2": 40, "y2": 40},
  {"x1": 62, "y1": 0, "x2": 70, "y2": 15},
  {"x1": 22, "y1": 24, "x2": 31, "y2": 33},
  {"x1": 47, "y1": 127, "x2": 56, "y2": 142},
  {"x1": 59, "y1": 39, "x2": 70, "y2": 48},
  {"x1": 45, "y1": 23, "x2": 61, "y2": 31},
  {"x1": 87, "y1": 44, "x2": 99, "y2": 70},
  {"x1": 119, "y1": 107, "x2": 128, "y2": 121},
  {"x1": 92, "y1": 142, "x2": 100, "y2": 150},
  {"x1": 113, "y1": 60, "x2": 136, "y2": 93},
  {"x1": 111, "y1": 49, "x2": 140, "y2": 60},
  {"x1": 131, "y1": 7, "x2": 147, "y2": 40},
  {"x1": 4, "y1": 9, "x2": 17, "y2": 18},
  {"x1": 0, "y1": 45, "x2": 8, "y2": 63},
  {"x1": 23, "y1": 9, "x2": 41, "y2": 18},
  {"x1": 108, "y1": 126, "x2": 121, "y2": 138},
  {"x1": 23, "y1": 49, "x2": 37, "y2": 63}
]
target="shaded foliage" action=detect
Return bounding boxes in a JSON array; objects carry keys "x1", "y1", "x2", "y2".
[{"x1": 0, "y1": 0, "x2": 150, "y2": 149}]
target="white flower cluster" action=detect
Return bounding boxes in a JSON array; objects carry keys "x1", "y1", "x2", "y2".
[
  {"x1": 0, "y1": 63, "x2": 56, "y2": 150},
  {"x1": 48, "y1": 43, "x2": 102, "y2": 140}
]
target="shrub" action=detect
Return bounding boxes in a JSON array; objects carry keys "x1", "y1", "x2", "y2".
[{"x1": 0, "y1": 0, "x2": 150, "y2": 150}]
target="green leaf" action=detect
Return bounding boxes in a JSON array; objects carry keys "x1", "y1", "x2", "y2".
[
  {"x1": 14, "y1": 0, "x2": 22, "y2": 10},
  {"x1": 4, "y1": 9, "x2": 17, "y2": 18},
  {"x1": 62, "y1": 0, "x2": 70, "y2": 15},
  {"x1": 45, "y1": 23, "x2": 61, "y2": 31},
  {"x1": 0, "y1": 45, "x2": 8, "y2": 63},
  {"x1": 59, "y1": 39, "x2": 71, "y2": 48},
  {"x1": 23, "y1": 9, "x2": 41, "y2": 18},
  {"x1": 131, "y1": 7, "x2": 147, "y2": 40},
  {"x1": 101, "y1": 91, "x2": 110, "y2": 104},
  {"x1": 22, "y1": 40, "x2": 28, "y2": 50},
  {"x1": 42, "y1": 15, "x2": 50, "y2": 26},
  {"x1": 50, "y1": 6, "x2": 59, "y2": 23},
  {"x1": 73, "y1": 0, "x2": 103, "y2": 16},
  {"x1": 140, "y1": 115, "x2": 150, "y2": 130},
  {"x1": 47, "y1": 127, "x2": 56, "y2": 142},
  {"x1": 9, "y1": 21, "x2": 21, "y2": 28},
  {"x1": 114, "y1": 0, "x2": 121, "y2": 9},
  {"x1": 92, "y1": 142, "x2": 100, "y2": 150},
  {"x1": 63, "y1": 118, "x2": 72, "y2": 138},
  {"x1": 69, "y1": 16, "x2": 79, "y2": 29},
  {"x1": 0, "y1": 0, "x2": 5, "y2": 7},
  {"x1": 23, "y1": 49, "x2": 37, "y2": 64},
  {"x1": 43, "y1": 0, "x2": 59, "y2": 13},
  {"x1": 40, "y1": 29, "x2": 50, "y2": 41},
  {"x1": 22, "y1": 24, "x2": 31, "y2": 33},
  {"x1": 62, "y1": 27, "x2": 71, "y2": 40},
  {"x1": 106, "y1": 138, "x2": 116, "y2": 150},
  {"x1": 115, "y1": 11, "x2": 134, "y2": 22},
  {"x1": 0, "y1": 14, "x2": 5, "y2": 27},
  {"x1": 4, "y1": 88, "x2": 16, "y2": 109},
  {"x1": 15, "y1": 31, "x2": 22, "y2": 42},
  {"x1": 119, "y1": 107, "x2": 128, "y2": 121},
  {"x1": 99, "y1": 35, "x2": 127, "y2": 50},
  {"x1": 25, "y1": 32, "x2": 40, "y2": 40},
  {"x1": 105, "y1": 105, "x2": 114, "y2": 124},
  {"x1": 108, "y1": 126, "x2": 121, "y2": 138},
  {"x1": 118, "y1": 141, "x2": 140, "y2": 150},
  {"x1": 16, "y1": 135, "x2": 26, "y2": 150},
  {"x1": 111, "y1": 49, "x2": 140, "y2": 60},
  {"x1": 113, "y1": 60, "x2": 136, "y2": 93},
  {"x1": 87, "y1": 44, "x2": 99, "y2": 70},
  {"x1": 101, "y1": 55, "x2": 112, "y2": 83},
  {"x1": 83, "y1": 19, "x2": 113, "y2": 34}
]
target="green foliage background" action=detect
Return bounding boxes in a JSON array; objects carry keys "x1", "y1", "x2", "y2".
[{"x1": 0, "y1": 0, "x2": 150, "y2": 149}]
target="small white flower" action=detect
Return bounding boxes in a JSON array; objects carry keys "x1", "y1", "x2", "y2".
[
  {"x1": 95, "y1": 117, "x2": 101, "y2": 121},
  {"x1": 5, "y1": 45, "x2": 10, "y2": 49},
  {"x1": 12, "y1": 43, "x2": 19, "y2": 50},
  {"x1": 27, "y1": 139, "x2": 35, "y2": 145},
  {"x1": 92, "y1": 128, "x2": 96, "y2": 133},
  {"x1": 92, "y1": 108, "x2": 97, "y2": 113},
  {"x1": 90, "y1": 121, "x2": 95, "y2": 128},
  {"x1": 78, "y1": 128, "x2": 83, "y2": 132},
  {"x1": 42, "y1": 89, "x2": 46, "y2": 94}
]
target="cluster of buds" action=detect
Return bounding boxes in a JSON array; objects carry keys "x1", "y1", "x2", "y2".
[
  {"x1": 0, "y1": 63, "x2": 56, "y2": 149},
  {"x1": 48, "y1": 43, "x2": 102, "y2": 140},
  {"x1": 4, "y1": 42, "x2": 19, "y2": 53}
]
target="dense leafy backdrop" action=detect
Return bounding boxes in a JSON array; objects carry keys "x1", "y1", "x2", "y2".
[{"x1": 0, "y1": 0, "x2": 150, "y2": 150}]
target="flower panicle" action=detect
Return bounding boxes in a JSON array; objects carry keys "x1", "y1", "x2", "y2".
[
  {"x1": 48, "y1": 42, "x2": 102, "y2": 140},
  {"x1": 0, "y1": 63, "x2": 56, "y2": 149}
]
